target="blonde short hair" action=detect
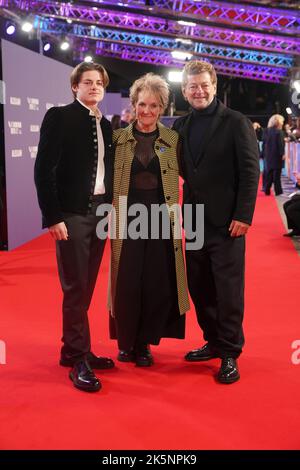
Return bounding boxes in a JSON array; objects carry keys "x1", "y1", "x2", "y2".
[
  {"x1": 267, "y1": 114, "x2": 284, "y2": 128},
  {"x1": 182, "y1": 60, "x2": 217, "y2": 89},
  {"x1": 130, "y1": 73, "x2": 169, "y2": 113}
]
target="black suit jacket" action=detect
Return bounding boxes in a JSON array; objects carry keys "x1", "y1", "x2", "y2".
[
  {"x1": 34, "y1": 100, "x2": 113, "y2": 228},
  {"x1": 173, "y1": 101, "x2": 260, "y2": 227}
]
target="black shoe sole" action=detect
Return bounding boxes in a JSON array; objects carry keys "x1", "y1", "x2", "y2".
[
  {"x1": 135, "y1": 361, "x2": 153, "y2": 367},
  {"x1": 69, "y1": 372, "x2": 101, "y2": 392},
  {"x1": 217, "y1": 374, "x2": 240, "y2": 384},
  {"x1": 185, "y1": 355, "x2": 218, "y2": 362},
  {"x1": 135, "y1": 357, "x2": 154, "y2": 367}
]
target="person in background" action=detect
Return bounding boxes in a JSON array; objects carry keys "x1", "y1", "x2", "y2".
[
  {"x1": 109, "y1": 73, "x2": 189, "y2": 367},
  {"x1": 120, "y1": 107, "x2": 133, "y2": 128},
  {"x1": 283, "y1": 123, "x2": 297, "y2": 142},
  {"x1": 253, "y1": 121, "x2": 266, "y2": 190},
  {"x1": 252, "y1": 122, "x2": 263, "y2": 143},
  {"x1": 111, "y1": 114, "x2": 122, "y2": 130},
  {"x1": 262, "y1": 114, "x2": 285, "y2": 196},
  {"x1": 34, "y1": 62, "x2": 115, "y2": 393},
  {"x1": 173, "y1": 60, "x2": 259, "y2": 384}
]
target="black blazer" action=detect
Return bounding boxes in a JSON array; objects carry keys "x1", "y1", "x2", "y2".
[
  {"x1": 34, "y1": 100, "x2": 113, "y2": 228},
  {"x1": 173, "y1": 101, "x2": 260, "y2": 227}
]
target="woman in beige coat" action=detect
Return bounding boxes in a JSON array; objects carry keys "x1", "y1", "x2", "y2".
[{"x1": 109, "y1": 73, "x2": 189, "y2": 366}]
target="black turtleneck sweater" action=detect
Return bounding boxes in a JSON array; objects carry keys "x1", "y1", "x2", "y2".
[{"x1": 188, "y1": 96, "x2": 218, "y2": 165}]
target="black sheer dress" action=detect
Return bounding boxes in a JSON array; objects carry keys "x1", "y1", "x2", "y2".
[{"x1": 110, "y1": 127, "x2": 185, "y2": 350}]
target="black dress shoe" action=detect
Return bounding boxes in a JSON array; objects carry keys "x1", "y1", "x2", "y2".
[
  {"x1": 60, "y1": 351, "x2": 114, "y2": 369},
  {"x1": 69, "y1": 360, "x2": 101, "y2": 392},
  {"x1": 217, "y1": 357, "x2": 240, "y2": 384},
  {"x1": 117, "y1": 349, "x2": 136, "y2": 362},
  {"x1": 85, "y1": 352, "x2": 114, "y2": 369},
  {"x1": 185, "y1": 343, "x2": 218, "y2": 362},
  {"x1": 135, "y1": 345, "x2": 153, "y2": 367},
  {"x1": 283, "y1": 230, "x2": 300, "y2": 237}
]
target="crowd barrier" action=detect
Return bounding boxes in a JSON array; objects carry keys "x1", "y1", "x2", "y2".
[{"x1": 285, "y1": 142, "x2": 300, "y2": 183}]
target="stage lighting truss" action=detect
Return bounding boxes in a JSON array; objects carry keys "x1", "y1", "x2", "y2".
[
  {"x1": 74, "y1": 0, "x2": 300, "y2": 34},
  {"x1": 38, "y1": 17, "x2": 291, "y2": 83},
  {"x1": 93, "y1": 42, "x2": 287, "y2": 84},
  {"x1": 3, "y1": 1, "x2": 297, "y2": 56},
  {"x1": 0, "y1": 0, "x2": 298, "y2": 83}
]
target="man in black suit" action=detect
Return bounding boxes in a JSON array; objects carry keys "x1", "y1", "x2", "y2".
[
  {"x1": 173, "y1": 60, "x2": 259, "y2": 383},
  {"x1": 35, "y1": 62, "x2": 114, "y2": 392}
]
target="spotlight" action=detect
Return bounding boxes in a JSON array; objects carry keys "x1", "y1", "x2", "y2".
[
  {"x1": 286, "y1": 107, "x2": 292, "y2": 115},
  {"x1": 168, "y1": 71, "x2": 183, "y2": 83},
  {"x1": 6, "y1": 23, "x2": 16, "y2": 35},
  {"x1": 43, "y1": 42, "x2": 51, "y2": 52},
  {"x1": 175, "y1": 38, "x2": 192, "y2": 45},
  {"x1": 171, "y1": 50, "x2": 192, "y2": 60},
  {"x1": 21, "y1": 21, "x2": 33, "y2": 33},
  {"x1": 292, "y1": 80, "x2": 300, "y2": 93},
  {"x1": 84, "y1": 55, "x2": 93, "y2": 63},
  {"x1": 178, "y1": 20, "x2": 196, "y2": 27},
  {"x1": 60, "y1": 40, "x2": 70, "y2": 51}
]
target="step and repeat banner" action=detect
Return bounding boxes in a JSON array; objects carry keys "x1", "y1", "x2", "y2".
[
  {"x1": 1, "y1": 39, "x2": 127, "y2": 250},
  {"x1": 2, "y1": 39, "x2": 73, "y2": 250}
]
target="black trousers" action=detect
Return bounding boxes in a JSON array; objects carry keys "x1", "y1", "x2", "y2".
[
  {"x1": 283, "y1": 195, "x2": 300, "y2": 232},
  {"x1": 186, "y1": 225, "x2": 245, "y2": 358},
  {"x1": 265, "y1": 169, "x2": 282, "y2": 195},
  {"x1": 56, "y1": 195, "x2": 107, "y2": 361}
]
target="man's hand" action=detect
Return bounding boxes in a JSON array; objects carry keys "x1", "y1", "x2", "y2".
[
  {"x1": 229, "y1": 220, "x2": 250, "y2": 237},
  {"x1": 49, "y1": 222, "x2": 68, "y2": 241}
]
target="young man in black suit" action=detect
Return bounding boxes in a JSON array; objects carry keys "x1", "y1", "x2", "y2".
[
  {"x1": 35, "y1": 62, "x2": 114, "y2": 392},
  {"x1": 173, "y1": 60, "x2": 259, "y2": 383}
]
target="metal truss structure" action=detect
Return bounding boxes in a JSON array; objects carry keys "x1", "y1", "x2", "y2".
[
  {"x1": 79, "y1": 0, "x2": 300, "y2": 34},
  {"x1": 90, "y1": 41, "x2": 286, "y2": 83},
  {"x1": 0, "y1": 0, "x2": 299, "y2": 83},
  {"x1": 39, "y1": 20, "x2": 293, "y2": 68},
  {"x1": 8, "y1": 1, "x2": 299, "y2": 55}
]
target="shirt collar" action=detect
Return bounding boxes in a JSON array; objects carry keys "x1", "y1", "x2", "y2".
[{"x1": 76, "y1": 98, "x2": 102, "y2": 120}]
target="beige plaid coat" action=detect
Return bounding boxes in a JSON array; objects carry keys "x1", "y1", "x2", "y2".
[{"x1": 108, "y1": 122, "x2": 190, "y2": 316}]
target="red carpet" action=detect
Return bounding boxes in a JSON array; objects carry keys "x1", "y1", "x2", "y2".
[{"x1": 0, "y1": 191, "x2": 300, "y2": 450}]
